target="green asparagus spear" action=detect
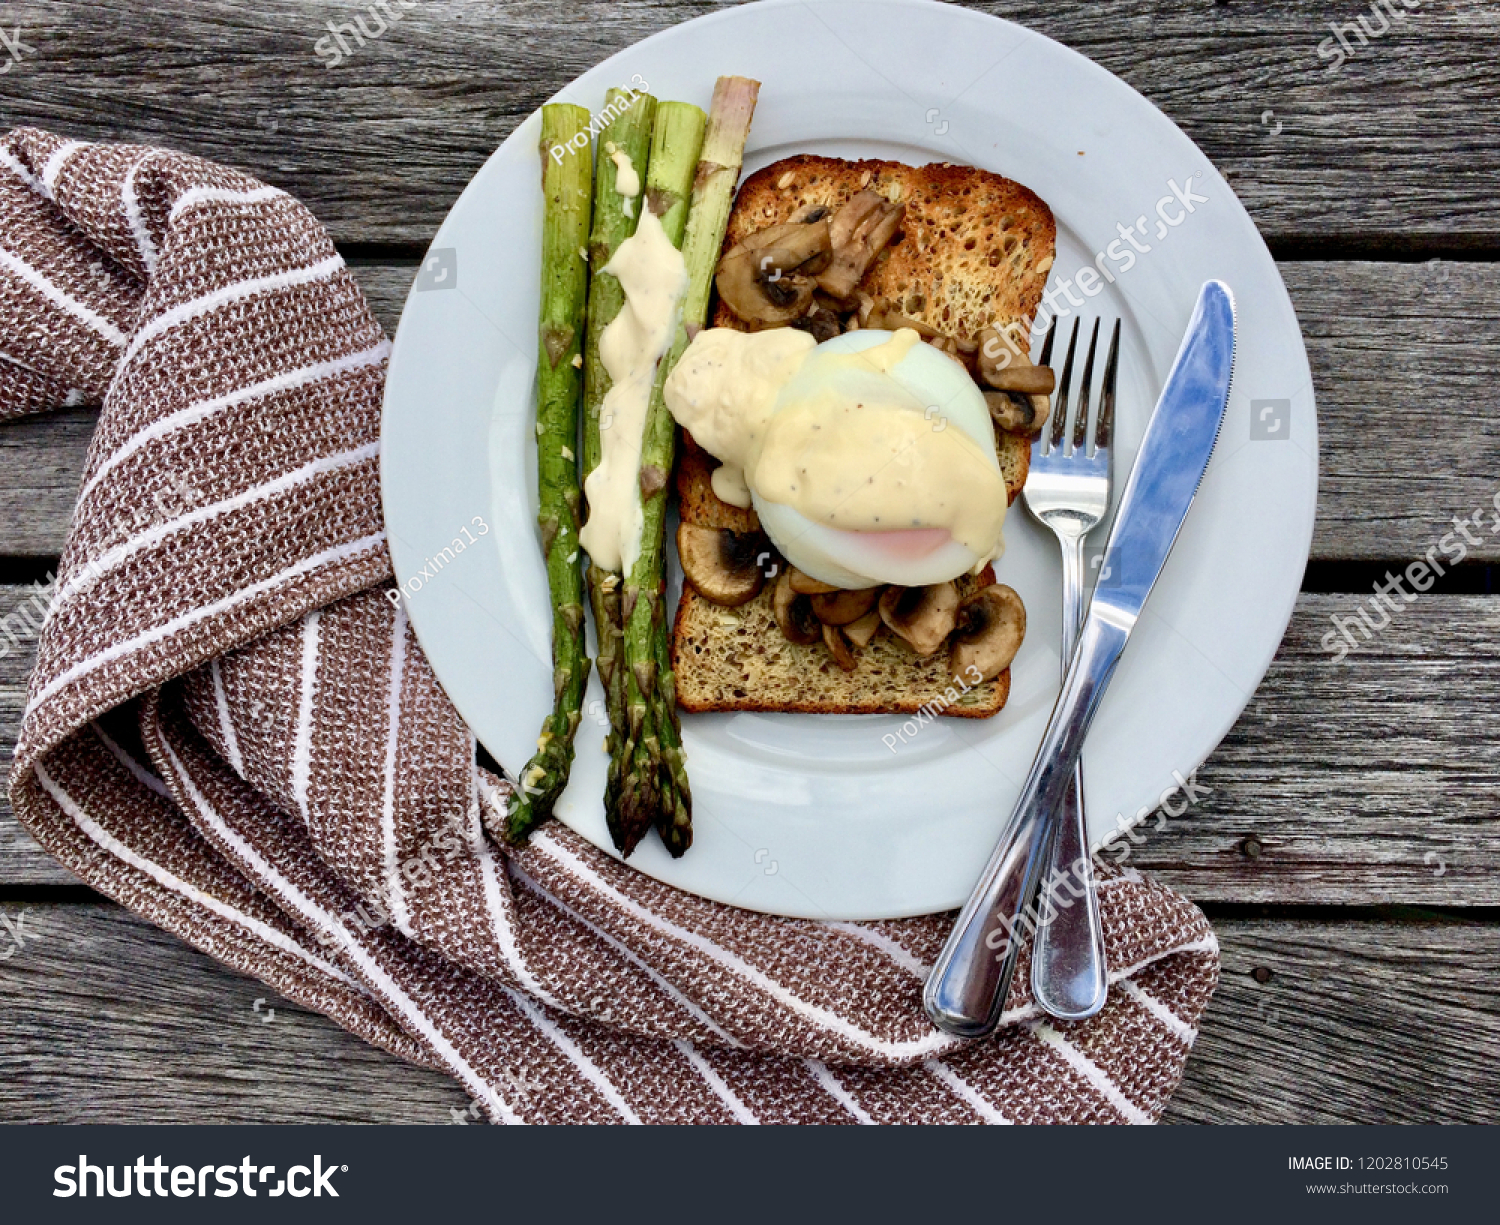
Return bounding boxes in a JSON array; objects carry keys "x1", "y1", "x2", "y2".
[
  {"x1": 652, "y1": 587, "x2": 693, "y2": 856},
  {"x1": 583, "y1": 89, "x2": 657, "y2": 482},
  {"x1": 619, "y1": 77, "x2": 760, "y2": 857},
  {"x1": 610, "y1": 101, "x2": 707, "y2": 856},
  {"x1": 506, "y1": 103, "x2": 594, "y2": 843},
  {"x1": 575, "y1": 88, "x2": 658, "y2": 846}
]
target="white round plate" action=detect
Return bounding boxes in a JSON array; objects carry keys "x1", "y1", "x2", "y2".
[{"x1": 381, "y1": 0, "x2": 1317, "y2": 920}]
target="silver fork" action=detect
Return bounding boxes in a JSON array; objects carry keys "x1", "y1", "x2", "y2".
[{"x1": 1020, "y1": 316, "x2": 1120, "y2": 1020}]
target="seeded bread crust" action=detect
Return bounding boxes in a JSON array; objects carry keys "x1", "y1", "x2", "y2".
[
  {"x1": 672, "y1": 154, "x2": 1056, "y2": 717},
  {"x1": 713, "y1": 154, "x2": 1055, "y2": 343}
]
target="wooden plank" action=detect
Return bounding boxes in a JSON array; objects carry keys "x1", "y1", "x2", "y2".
[
  {"x1": 1, "y1": 2, "x2": 1495, "y2": 244},
  {"x1": 350, "y1": 262, "x2": 414, "y2": 334},
  {"x1": 0, "y1": 583, "x2": 73, "y2": 885},
  {"x1": 1128, "y1": 592, "x2": 1500, "y2": 905},
  {"x1": 0, "y1": 904, "x2": 458, "y2": 1123},
  {"x1": 1163, "y1": 916, "x2": 1500, "y2": 1125},
  {"x1": 1281, "y1": 260, "x2": 1500, "y2": 563},
  {"x1": 1, "y1": 261, "x2": 1497, "y2": 561},
  {"x1": 0, "y1": 903, "x2": 1491, "y2": 1122},
  {"x1": 3, "y1": 586, "x2": 1499, "y2": 902},
  {"x1": 0, "y1": 410, "x2": 97, "y2": 559}
]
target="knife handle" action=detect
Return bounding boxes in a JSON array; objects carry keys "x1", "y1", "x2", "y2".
[{"x1": 923, "y1": 608, "x2": 1132, "y2": 1038}]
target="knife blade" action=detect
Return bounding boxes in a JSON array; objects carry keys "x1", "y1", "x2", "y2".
[
  {"x1": 1088, "y1": 281, "x2": 1236, "y2": 627},
  {"x1": 924, "y1": 280, "x2": 1237, "y2": 1038}
]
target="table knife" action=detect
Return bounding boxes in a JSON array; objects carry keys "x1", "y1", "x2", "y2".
[{"x1": 924, "y1": 280, "x2": 1237, "y2": 1038}]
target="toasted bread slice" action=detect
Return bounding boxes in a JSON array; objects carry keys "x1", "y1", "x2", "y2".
[
  {"x1": 673, "y1": 569, "x2": 1010, "y2": 717},
  {"x1": 718, "y1": 154, "x2": 1054, "y2": 498},
  {"x1": 676, "y1": 432, "x2": 762, "y2": 533},
  {"x1": 672, "y1": 155, "x2": 1055, "y2": 718},
  {"x1": 712, "y1": 154, "x2": 1055, "y2": 346}
]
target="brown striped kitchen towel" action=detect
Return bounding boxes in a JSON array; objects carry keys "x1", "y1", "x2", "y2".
[{"x1": 2, "y1": 128, "x2": 1219, "y2": 1124}]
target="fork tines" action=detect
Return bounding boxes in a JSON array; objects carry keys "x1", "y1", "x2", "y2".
[{"x1": 1040, "y1": 317, "x2": 1121, "y2": 457}]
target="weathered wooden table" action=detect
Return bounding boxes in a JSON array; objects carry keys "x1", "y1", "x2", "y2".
[{"x1": 2, "y1": 0, "x2": 1497, "y2": 1124}]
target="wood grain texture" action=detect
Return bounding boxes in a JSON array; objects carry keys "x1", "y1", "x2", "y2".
[
  {"x1": 3, "y1": 585, "x2": 1498, "y2": 901},
  {"x1": 1162, "y1": 914, "x2": 1500, "y2": 1124},
  {"x1": 0, "y1": 585, "x2": 70, "y2": 885},
  {"x1": 1, "y1": 261, "x2": 1496, "y2": 561},
  {"x1": 1, "y1": 903, "x2": 1492, "y2": 1123},
  {"x1": 1282, "y1": 259, "x2": 1500, "y2": 563},
  {"x1": 0, "y1": 2, "x2": 1495, "y2": 246},
  {"x1": 0, "y1": 904, "x2": 458, "y2": 1124},
  {"x1": 0, "y1": 409, "x2": 97, "y2": 559},
  {"x1": 1127, "y1": 592, "x2": 1500, "y2": 905}
]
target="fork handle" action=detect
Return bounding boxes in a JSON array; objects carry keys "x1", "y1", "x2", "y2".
[
  {"x1": 923, "y1": 609, "x2": 1130, "y2": 1037},
  {"x1": 1031, "y1": 536, "x2": 1108, "y2": 1019},
  {"x1": 1031, "y1": 766, "x2": 1108, "y2": 1017}
]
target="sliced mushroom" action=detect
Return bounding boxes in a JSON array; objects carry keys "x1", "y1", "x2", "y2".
[
  {"x1": 872, "y1": 307, "x2": 942, "y2": 339},
  {"x1": 677, "y1": 523, "x2": 772, "y2": 607},
  {"x1": 788, "y1": 567, "x2": 840, "y2": 595},
  {"x1": 843, "y1": 607, "x2": 883, "y2": 648},
  {"x1": 878, "y1": 582, "x2": 960, "y2": 657},
  {"x1": 716, "y1": 248, "x2": 815, "y2": 327},
  {"x1": 984, "y1": 390, "x2": 1052, "y2": 435},
  {"x1": 949, "y1": 584, "x2": 1026, "y2": 682},
  {"x1": 791, "y1": 203, "x2": 831, "y2": 226},
  {"x1": 773, "y1": 570, "x2": 822, "y2": 645},
  {"x1": 976, "y1": 325, "x2": 1055, "y2": 420},
  {"x1": 822, "y1": 622, "x2": 858, "y2": 671},
  {"x1": 986, "y1": 364, "x2": 1055, "y2": 395},
  {"x1": 794, "y1": 303, "x2": 844, "y2": 343},
  {"x1": 810, "y1": 586, "x2": 880, "y2": 626},
  {"x1": 715, "y1": 218, "x2": 833, "y2": 328},
  {"x1": 862, "y1": 307, "x2": 970, "y2": 366},
  {"x1": 816, "y1": 191, "x2": 906, "y2": 301},
  {"x1": 977, "y1": 324, "x2": 1036, "y2": 387},
  {"x1": 927, "y1": 334, "x2": 961, "y2": 360},
  {"x1": 747, "y1": 219, "x2": 834, "y2": 275}
]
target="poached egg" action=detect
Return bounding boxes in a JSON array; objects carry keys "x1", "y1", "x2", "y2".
[{"x1": 664, "y1": 327, "x2": 1008, "y2": 590}]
